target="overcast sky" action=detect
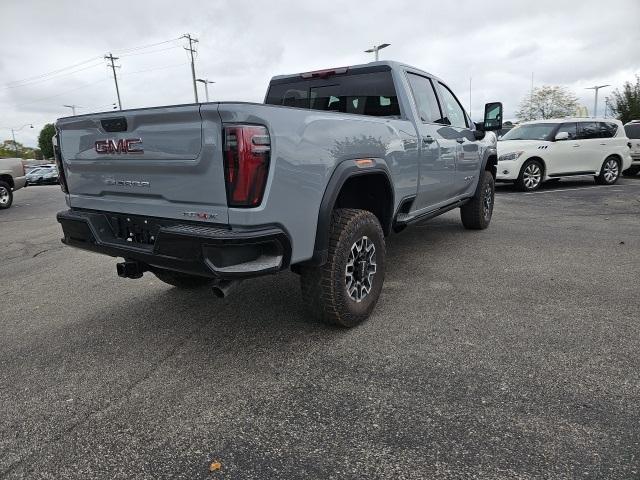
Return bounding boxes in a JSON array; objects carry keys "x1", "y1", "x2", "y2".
[{"x1": 1, "y1": 0, "x2": 639, "y2": 148}]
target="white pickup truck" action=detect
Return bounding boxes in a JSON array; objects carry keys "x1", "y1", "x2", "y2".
[{"x1": 0, "y1": 158, "x2": 27, "y2": 209}]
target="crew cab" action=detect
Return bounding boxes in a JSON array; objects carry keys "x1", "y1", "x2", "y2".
[
  {"x1": 0, "y1": 157, "x2": 27, "y2": 209},
  {"x1": 55, "y1": 61, "x2": 502, "y2": 327},
  {"x1": 497, "y1": 118, "x2": 631, "y2": 191}
]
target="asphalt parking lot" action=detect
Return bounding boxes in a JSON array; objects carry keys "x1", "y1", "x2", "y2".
[{"x1": 1, "y1": 179, "x2": 639, "y2": 479}]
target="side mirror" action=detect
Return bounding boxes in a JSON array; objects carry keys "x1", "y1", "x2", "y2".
[
  {"x1": 554, "y1": 132, "x2": 569, "y2": 141},
  {"x1": 483, "y1": 102, "x2": 503, "y2": 131}
]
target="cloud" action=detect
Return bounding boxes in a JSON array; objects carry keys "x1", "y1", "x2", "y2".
[{"x1": 1, "y1": 0, "x2": 639, "y2": 147}]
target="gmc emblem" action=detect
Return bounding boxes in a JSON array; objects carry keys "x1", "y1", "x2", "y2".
[{"x1": 95, "y1": 138, "x2": 143, "y2": 154}]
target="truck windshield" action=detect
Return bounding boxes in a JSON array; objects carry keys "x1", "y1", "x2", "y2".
[
  {"x1": 624, "y1": 123, "x2": 640, "y2": 139},
  {"x1": 500, "y1": 123, "x2": 559, "y2": 141},
  {"x1": 265, "y1": 69, "x2": 400, "y2": 117}
]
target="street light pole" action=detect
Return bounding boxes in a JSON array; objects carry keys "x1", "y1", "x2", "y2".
[
  {"x1": 364, "y1": 43, "x2": 390, "y2": 61},
  {"x1": 63, "y1": 104, "x2": 79, "y2": 116},
  {"x1": 196, "y1": 79, "x2": 215, "y2": 102},
  {"x1": 586, "y1": 84, "x2": 610, "y2": 118}
]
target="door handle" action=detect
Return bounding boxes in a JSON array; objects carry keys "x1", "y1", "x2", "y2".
[
  {"x1": 423, "y1": 136, "x2": 435, "y2": 145},
  {"x1": 456, "y1": 137, "x2": 465, "y2": 144}
]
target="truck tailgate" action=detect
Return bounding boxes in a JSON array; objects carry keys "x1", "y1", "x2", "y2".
[{"x1": 57, "y1": 105, "x2": 228, "y2": 224}]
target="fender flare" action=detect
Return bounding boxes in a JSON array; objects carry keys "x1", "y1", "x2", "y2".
[{"x1": 304, "y1": 159, "x2": 394, "y2": 266}]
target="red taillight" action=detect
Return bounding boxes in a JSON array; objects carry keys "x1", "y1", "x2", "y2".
[
  {"x1": 223, "y1": 125, "x2": 270, "y2": 207},
  {"x1": 52, "y1": 134, "x2": 69, "y2": 194}
]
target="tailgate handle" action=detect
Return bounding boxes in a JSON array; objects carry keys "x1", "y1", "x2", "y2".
[{"x1": 101, "y1": 117, "x2": 128, "y2": 132}]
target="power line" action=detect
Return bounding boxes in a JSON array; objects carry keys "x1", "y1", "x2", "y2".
[
  {"x1": 105, "y1": 53, "x2": 123, "y2": 110},
  {"x1": 3, "y1": 61, "x2": 105, "y2": 90},
  {"x1": 11, "y1": 78, "x2": 109, "y2": 109},
  {"x1": 5, "y1": 56, "x2": 103, "y2": 87},
  {"x1": 119, "y1": 63, "x2": 189, "y2": 77},
  {"x1": 112, "y1": 36, "x2": 182, "y2": 55},
  {"x1": 118, "y1": 45, "x2": 182, "y2": 58}
]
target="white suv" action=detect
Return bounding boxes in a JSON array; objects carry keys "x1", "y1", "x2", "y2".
[
  {"x1": 623, "y1": 120, "x2": 640, "y2": 176},
  {"x1": 497, "y1": 118, "x2": 632, "y2": 191}
]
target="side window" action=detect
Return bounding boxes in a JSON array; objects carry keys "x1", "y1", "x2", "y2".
[
  {"x1": 556, "y1": 122, "x2": 577, "y2": 140},
  {"x1": 577, "y1": 122, "x2": 599, "y2": 139},
  {"x1": 599, "y1": 122, "x2": 618, "y2": 138},
  {"x1": 437, "y1": 82, "x2": 468, "y2": 129},
  {"x1": 406, "y1": 73, "x2": 443, "y2": 124}
]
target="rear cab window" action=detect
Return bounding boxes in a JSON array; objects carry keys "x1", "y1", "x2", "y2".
[
  {"x1": 265, "y1": 66, "x2": 401, "y2": 117},
  {"x1": 406, "y1": 73, "x2": 445, "y2": 124}
]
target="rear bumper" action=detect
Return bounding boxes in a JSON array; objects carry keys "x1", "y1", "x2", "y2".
[{"x1": 57, "y1": 209, "x2": 291, "y2": 279}]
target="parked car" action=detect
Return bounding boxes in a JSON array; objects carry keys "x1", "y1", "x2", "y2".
[
  {"x1": 26, "y1": 165, "x2": 58, "y2": 185},
  {"x1": 623, "y1": 120, "x2": 640, "y2": 176},
  {"x1": 497, "y1": 118, "x2": 632, "y2": 191},
  {"x1": 0, "y1": 157, "x2": 27, "y2": 209},
  {"x1": 55, "y1": 60, "x2": 502, "y2": 327}
]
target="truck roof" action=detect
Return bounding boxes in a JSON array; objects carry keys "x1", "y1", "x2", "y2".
[{"x1": 269, "y1": 60, "x2": 438, "y2": 83}]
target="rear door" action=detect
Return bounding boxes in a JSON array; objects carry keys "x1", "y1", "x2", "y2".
[
  {"x1": 405, "y1": 72, "x2": 455, "y2": 210},
  {"x1": 57, "y1": 106, "x2": 229, "y2": 224},
  {"x1": 576, "y1": 121, "x2": 603, "y2": 171}
]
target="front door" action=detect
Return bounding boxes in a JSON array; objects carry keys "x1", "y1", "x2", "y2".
[
  {"x1": 547, "y1": 122, "x2": 583, "y2": 175},
  {"x1": 435, "y1": 81, "x2": 481, "y2": 197}
]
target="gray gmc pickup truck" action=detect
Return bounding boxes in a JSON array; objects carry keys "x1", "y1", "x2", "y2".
[{"x1": 55, "y1": 61, "x2": 502, "y2": 327}]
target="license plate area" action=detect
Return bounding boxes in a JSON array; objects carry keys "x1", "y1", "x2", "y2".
[{"x1": 107, "y1": 214, "x2": 163, "y2": 246}]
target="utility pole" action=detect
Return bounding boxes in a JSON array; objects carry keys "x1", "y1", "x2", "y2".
[
  {"x1": 105, "y1": 53, "x2": 122, "y2": 110},
  {"x1": 364, "y1": 43, "x2": 390, "y2": 61},
  {"x1": 8, "y1": 124, "x2": 33, "y2": 156},
  {"x1": 63, "y1": 104, "x2": 79, "y2": 115},
  {"x1": 182, "y1": 34, "x2": 199, "y2": 102},
  {"x1": 196, "y1": 78, "x2": 215, "y2": 102},
  {"x1": 530, "y1": 72, "x2": 534, "y2": 121},
  {"x1": 586, "y1": 85, "x2": 610, "y2": 118},
  {"x1": 469, "y1": 76, "x2": 472, "y2": 117}
]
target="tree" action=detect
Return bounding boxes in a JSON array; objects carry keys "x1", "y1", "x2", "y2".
[
  {"x1": 38, "y1": 123, "x2": 56, "y2": 159},
  {"x1": 516, "y1": 85, "x2": 579, "y2": 122},
  {"x1": 610, "y1": 75, "x2": 640, "y2": 124}
]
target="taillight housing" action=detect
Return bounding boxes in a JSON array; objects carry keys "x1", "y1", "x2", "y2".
[
  {"x1": 52, "y1": 133, "x2": 69, "y2": 194},
  {"x1": 223, "y1": 124, "x2": 270, "y2": 207}
]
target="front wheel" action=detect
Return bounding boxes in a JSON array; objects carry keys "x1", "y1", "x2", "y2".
[
  {"x1": 299, "y1": 208, "x2": 385, "y2": 327},
  {"x1": 0, "y1": 181, "x2": 13, "y2": 209},
  {"x1": 460, "y1": 170, "x2": 495, "y2": 230},
  {"x1": 595, "y1": 156, "x2": 620, "y2": 185},
  {"x1": 516, "y1": 159, "x2": 544, "y2": 192}
]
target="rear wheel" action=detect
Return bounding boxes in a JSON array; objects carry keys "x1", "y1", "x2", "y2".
[
  {"x1": 460, "y1": 170, "x2": 494, "y2": 230},
  {"x1": 595, "y1": 156, "x2": 620, "y2": 185},
  {"x1": 516, "y1": 159, "x2": 544, "y2": 192},
  {"x1": 0, "y1": 181, "x2": 13, "y2": 209},
  {"x1": 151, "y1": 268, "x2": 212, "y2": 289},
  {"x1": 299, "y1": 208, "x2": 385, "y2": 327}
]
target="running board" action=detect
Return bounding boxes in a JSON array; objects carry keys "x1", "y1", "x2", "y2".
[
  {"x1": 394, "y1": 198, "x2": 469, "y2": 227},
  {"x1": 548, "y1": 171, "x2": 596, "y2": 177}
]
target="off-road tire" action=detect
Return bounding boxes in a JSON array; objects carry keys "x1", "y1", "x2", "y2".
[
  {"x1": 152, "y1": 268, "x2": 212, "y2": 289},
  {"x1": 595, "y1": 156, "x2": 621, "y2": 185},
  {"x1": 299, "y1": 208, "x2": 385, "y2": 328},
  {"x1": 460, "y1": 170, "x2": 495, "y2": 230},
  {"x1": 516, "y1": 159, "x2": 544, "y2": 192},
  {"x1": 0, "y1": 181, "x2": 13, "y2": 209},
  {"x1": 622, "y1": 166, "x2": 640, "y2": 177}
]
